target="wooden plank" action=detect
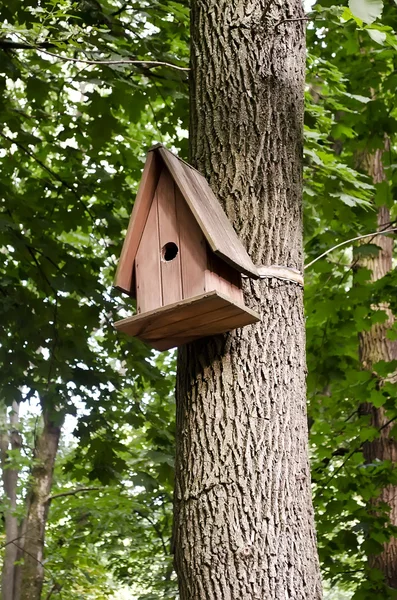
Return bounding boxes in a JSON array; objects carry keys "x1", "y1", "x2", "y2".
[
  {"x1": 175, "y1": 187, "x2": 207, "y2": 300},
  {"x1": 183, "y1": 310, "x2": 258, "y2": 337},
  {"x1": 144, "y1": 303, "x2": 241, "y2": 340},
  {"x1": 205, "y1": 249, "x2": 244, "y2": 303},
  {"x1": 114, "y1": 290, "x2": 261, "y2": 350},
  {"x1": 114, "y1": 151, "x2": 160, "y2": 294},
  {"x1": 150, "y1": 308, "x2": 258, "y2": 349},
  {"x1": 157, "y1": 169, "x2": 183, "y2": 305},
  {"x1": 148, "y1": 304, "x2": 259, "y2": 349},
  {"x1": 135, "y1": 194, "x2": 162, "y2": 314},
  {"x1": 158, "y1": 147, "x2": 259, "y2": 279},
  {"x1": 116, "y1": 291, "x2": 228, "y2": 337}
]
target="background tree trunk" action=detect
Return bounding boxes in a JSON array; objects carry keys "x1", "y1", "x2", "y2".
[
  {"x1": 18, "y1": 410, "x2": 63, "y2": 600},
  {"x1": 359, "y1": 147, "x2": 397, "y2": 588},
  {"x1": 174, "y1": 2, "x2": 322, "y2": 599},
  {"x1": 0, "y1": 402, "x2": 21, "y2": 600}
]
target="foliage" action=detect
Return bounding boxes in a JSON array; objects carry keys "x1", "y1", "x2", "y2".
[
  {"x1": 305, "y1": 1, "x2": 397, "y2": 598},
  {"x1": 0, "y1": 0, "x2": 187, "y2": 596},
  {"x1": 44, "y1": 357, "x2": 177, "y2": 599},
  {"x1": 0, "y1": 0, "x2": 397, "y2": 598}
]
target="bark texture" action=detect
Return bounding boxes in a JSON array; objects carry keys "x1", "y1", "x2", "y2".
[
  {"x1": 174, "y1": 2, "x2": 322, "y2": 598},
  {"x1": 0, "y1": 402, "x2": 21, "y2": 600},
  {"x1": 359, "y1": 148, "x2": 397, "y2": 588},
  {"x1": 18, "y1": 410, "x2": 63, "y2": 600}
]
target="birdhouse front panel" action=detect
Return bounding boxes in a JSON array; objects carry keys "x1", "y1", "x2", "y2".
[
  {"x1": 135, "y1": 194, "x2": 162, "y2": 314},
  {"x1": 114, "y1": 145, "x2": 261, "y2": 350},
  {"x1": 157, "y1": 168, "x2": 183, "y2": 306},
  {"x1": 175, "y1": 187, "x2": 207, "y2": 300},
  {"x1": 135, "y1": 165, "x2": 210, "y2": 314}
]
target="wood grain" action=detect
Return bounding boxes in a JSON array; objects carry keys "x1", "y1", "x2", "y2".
[
  {"x1": 158, "y1": 147, "x2": 259, "y2": 278},
  {"x1": 114, "y1": 151, "x2": 160, "y2": 294},
  {"x1": 114, "y1": 290, "x2": 260, "y2": 350},
  {"x1": 205, "y1": 249, "x2": 244, "y2": 303},
  {"x1": 157, "y1": 169, "x2": 183, "y2": 305},
  {"x1": 135, "y1": 194, "x2": 162, "y2": 313},
  {"x1": 175, "y1": 187, "x2": 207, "y2": 299}
]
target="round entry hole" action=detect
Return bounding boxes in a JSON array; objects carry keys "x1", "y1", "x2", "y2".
[{"x1": 162, "y1": 242, "x2": 179, "y2": 262}]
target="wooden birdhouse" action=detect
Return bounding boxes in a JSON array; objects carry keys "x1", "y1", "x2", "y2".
[{"x1": 114, "y1": 144, "x2": 260, "y2": 350}]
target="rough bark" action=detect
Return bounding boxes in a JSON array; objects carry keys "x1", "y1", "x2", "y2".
[
  {"x1": 174, "y1": 2, "x2": 322, "y2": 599},
  {"x1": 0, "y1": 402, "x2": 21, "y2": 600},
  {"x1": 18, "y1": 409, "x2": 63, "y2": 600},
  {"x1": 359, "y1": 148, "x2": 397, "y2": 588}
]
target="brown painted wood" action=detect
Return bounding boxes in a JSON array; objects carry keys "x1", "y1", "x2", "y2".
[
  {"x1": 114, "y1": 290, "x2": 260, "y2": 350},
  {"x1": 135, "y1": 194, "x2": 162, "y2": 314},
  {"x1": 175, "y1": 187, "x2": 207, "y2": 299},
  {"x1": 157, "y1": 169, "x2": 183, "y2": 305},
  {"x1": 205, "y1": 248, "x2": 244, "y2": 303},
  {"x1": 120, "y1": 291, "x2": 228, "y2": 336},
  {"x1": 157, "y1": 146, "x2": 259, "y2": 278},
  {"x1": 114, "y1": 151, "x2": 160, "y2": 294},
  {"x1": 144, "y1": 302, "x2": 241, "y2": 340}
]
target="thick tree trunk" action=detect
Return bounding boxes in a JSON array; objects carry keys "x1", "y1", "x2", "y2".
[
  {"x1": 359, "y1": 149, "x2": 397, "y2": 587},
  {"x1": 174, "y1": 2, "x2": 322, "y2": 599},
  {"x1": 0, "y1": 402, "x2": 21, "y2": 600},
  {"x1": 18, "y1": 410, "x2": 63, "y2": 600}
]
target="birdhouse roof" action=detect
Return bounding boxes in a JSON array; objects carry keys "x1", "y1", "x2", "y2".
[{"x1": 115, "y1": 144, "x2": 259, "y2": 294}]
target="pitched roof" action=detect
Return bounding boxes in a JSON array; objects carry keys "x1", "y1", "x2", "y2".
[{"x1": 115, "y1": 144, "x2": 259, "y2": 294}]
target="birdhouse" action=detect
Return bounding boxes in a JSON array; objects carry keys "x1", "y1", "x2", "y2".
[{"x1": 114, "y1": 144, "x2": 260, "y2": 350}]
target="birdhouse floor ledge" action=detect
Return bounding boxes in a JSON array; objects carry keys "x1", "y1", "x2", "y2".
[{"x1": 114, "y1": 290, "x2": 260, "y2": 351}]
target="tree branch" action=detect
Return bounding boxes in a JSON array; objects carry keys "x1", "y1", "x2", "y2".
[
  {"x1": 39, "y1": 49, "x2": 190, "y2": 72},
  {"x1": 275, "y1": 17, "x2": 311, "y2": 29},
  {"x1": 305, "y1": 228, "x2": 397, "y2": 270},
  {"x1": 0, "y1": 39, "x2": 55, "y2": 50},
  {"x1": 46, "y1": 486, "x2": 103, "y2": 502},
  {"x1": 110, "y1": 3, "x2": 129, "y2": 17},
  {"x1": 0, "y1": 37, "x2": 189, "y2": 72},
  {"x1": 0, "y1": 132, "x2": 113, "y2": 253}
]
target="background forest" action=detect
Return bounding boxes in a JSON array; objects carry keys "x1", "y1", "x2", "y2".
[{"x1": 1, "y1": 0, "x2": 397, "y2": 598}]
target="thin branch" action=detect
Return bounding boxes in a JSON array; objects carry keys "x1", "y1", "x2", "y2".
[
  {"x1": 46, "y1": 486, "x2": 103, "y2": 502},
  {"x1": 323, "y1": 447, "x2": 359, "y2": 486},
  {"x1": 304, "y1": 228, "x2": 397, "y2": 270},
  {"x1": 134, "y1": 509, "x2": 169, "y2": 555},
  {"x1": 0, "y1": 39, "x2": 55, "y2": 50},
  {"x1": 0, "y1": 534, "x2": 38, "y2": 550},
  {"x1": 39, "y1": 49, "x2": 190, "y2": 72},
  {"x1": 45, "y1": 583, "x2": 62, "y2": 600},
  {"x1": 12, "y1": 542, "x2": 47, "y2": 570},
  {"x1": 110, "y1": 3, "x2": 129, "y2": 17},
  {"x1": 1, "y1": 132, "x2": 113, "y2": 254},
  {"x1": 378, "y1": 415, "x2": 397, "y2": 433},
  {"x1": 275, "y1": 17, "x2": 311, "y2": 29},
  {"x1": 345, "y1": 409, "x2": 358, "y2": 423},
  {"x1": 0, "y1": 132, "x2": 95, "y2": 223}
]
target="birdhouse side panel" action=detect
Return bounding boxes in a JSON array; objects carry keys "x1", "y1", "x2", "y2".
[
  {"x1": 157, "y1": 169, "x2": 183, "y2": 306},
  {"x1": 175, "y1": 188, "x2": 207, "y2": 300},
  {"x1": 205, "y1": 251, "x2": 244, "y2": 304},
  {"x1": 115, "y1": 151, "x2": 161, "y2": 294},
  {"x1": 135, "y1": 194, "x2": 162, "y2": 314}
]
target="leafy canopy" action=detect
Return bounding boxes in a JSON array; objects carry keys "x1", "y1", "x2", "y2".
[{"x1": 1, "y1": 0, "x2": 397, "y2": 598}]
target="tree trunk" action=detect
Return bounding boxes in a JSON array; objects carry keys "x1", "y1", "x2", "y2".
[
  {"x1": 17, "y1": 409, "x2": 63, "y2": 600},
  {"x1": 0, "y1": 402, "x2": 21, "y2": 600},
  {"x1": 359, "y1": 148, "x2": 397, "y2": 587},
  {"x1": 174, "y1": 2, "x2": 322, "y2": 599}
]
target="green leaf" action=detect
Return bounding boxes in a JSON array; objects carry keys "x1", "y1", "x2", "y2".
[
  {"x1": 349, "y1": 0, "x2": 383, "y2": 24},
  {"x1": 353, "y1": 243, "x2": 382, "y2": 257},
  {"x1": 367, "y1": 28, "x2": 387, "y2": 44}
]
